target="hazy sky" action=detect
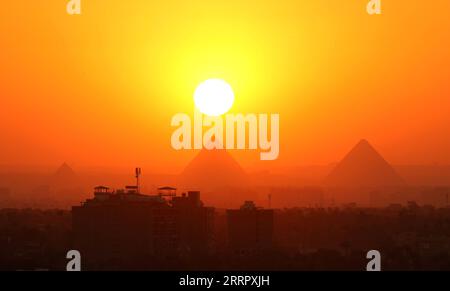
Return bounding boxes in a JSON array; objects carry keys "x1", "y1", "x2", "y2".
[{"x1": 1, "y1": 1, "x2": 449, "y2": 173}]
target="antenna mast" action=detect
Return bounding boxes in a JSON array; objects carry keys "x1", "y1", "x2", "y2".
[{"x1": 135, "y1": 168, "x2": 142, "y2": 194}]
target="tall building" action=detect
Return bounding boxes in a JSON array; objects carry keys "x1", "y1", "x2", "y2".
[
  {"x1": 172, "y1": 191, "x2": 215, "y2": 256},
  {"x1": 72, "y1": 184, "x2": 214, "y2": 268},
  {"x1": 227, "y1": 201, "x2": 274, "y2": 255}
]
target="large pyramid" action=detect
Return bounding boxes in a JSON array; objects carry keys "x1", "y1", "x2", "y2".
[
  {"x1": 324, "y1": 140, "x2": 405, "y2": 187},
  {"x1": 178, "y1": 149, "x2": 248, "y2": 189}
]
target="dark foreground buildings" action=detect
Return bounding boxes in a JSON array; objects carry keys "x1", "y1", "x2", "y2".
[
  {"x1": 72, "y1": 186, "x2": 214, "y2": 269},
  {"x1": 227, "y1": 201, "x2": 274, "y2": 255}
]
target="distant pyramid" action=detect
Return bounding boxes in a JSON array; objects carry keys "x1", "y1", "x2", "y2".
[
  {"x1": 52, "y1": 162, "x2": 78, "y2": 185},
  {"x1": 324, "y1": 140, "x2": 405, "y2": 187},
  {"x1": 178, "y1": 149, "x2": 248, "y2": 189}
]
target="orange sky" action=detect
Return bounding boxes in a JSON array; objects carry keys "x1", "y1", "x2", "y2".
[{"x1": 1, "y1": 1, "x2": 449, "y2": 173}]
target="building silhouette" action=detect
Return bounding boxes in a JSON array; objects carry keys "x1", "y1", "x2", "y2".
[
  {"x1": 72, "y1": 181, "x2": 214, "y2": 268},
  {"x1": 227, "y1": 201, "x2": 274, "y2": 255},
  {"x1": 172, "y1": 191, "x2": 215, "y2": 256}
]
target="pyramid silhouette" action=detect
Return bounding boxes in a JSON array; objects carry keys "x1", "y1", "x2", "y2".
[
  {"x1": 324, "y1": 140, "x2": 405, "y2": 187},
  {"x1": 178, "y1": 149, "x2": 247, "y2": 189},
  {"x1": 52, "y1": 162, "x2": 78, "y2": 184}
]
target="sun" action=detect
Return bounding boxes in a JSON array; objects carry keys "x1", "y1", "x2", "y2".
[{"x1": 194, "y1": 79, "x2": 235, "y2": 116}]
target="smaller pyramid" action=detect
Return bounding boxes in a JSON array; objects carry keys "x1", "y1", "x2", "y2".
[
  {"x1": 52, "y1": 162, "x2": 78, "y2": 185},
  {"x1": 324, "y1": 140, "x2": 405, "y2": 187}
]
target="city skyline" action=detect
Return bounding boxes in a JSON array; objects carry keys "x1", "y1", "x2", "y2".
[{"x1": 1, "y1": 0, "x2": 450, "y2": 274}]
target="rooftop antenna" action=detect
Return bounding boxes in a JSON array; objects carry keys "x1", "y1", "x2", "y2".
[{"x1": 135, "y1": 167, "x2": 142, "y2": 194}]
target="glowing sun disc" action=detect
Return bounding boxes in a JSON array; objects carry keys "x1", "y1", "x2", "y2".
[{"x1": 194, "y1": 79, "x2": 235, "y2": 116}]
